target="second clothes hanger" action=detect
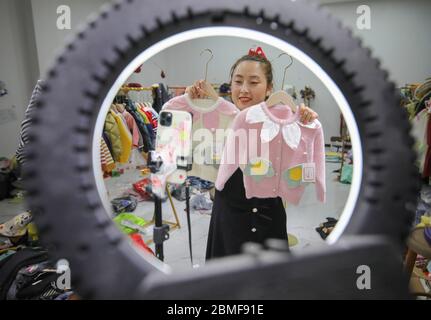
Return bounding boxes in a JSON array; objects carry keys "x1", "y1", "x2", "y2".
[
  {"x1": 191, "y1": 49, "x2": 219, "y2": 103},
  {"x1": 266, "y1": 53, "x2": 297, "y2": 112}
]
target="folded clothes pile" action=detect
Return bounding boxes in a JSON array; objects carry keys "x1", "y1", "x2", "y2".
[
  {"x1": 190, "y1": 192, "x2": 213, "y2": 215},
  {"x1": 187, "y1": 176, "x2": 214, "y2": 191},
  {"x1": 170, "y1": 176, "x2": 215, "y2": 202}
]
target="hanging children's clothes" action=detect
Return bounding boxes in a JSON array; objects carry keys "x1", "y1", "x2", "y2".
[
  {"x1": 121, "y1": 109, "x2": 140, "y2": 148},
  {"x1": 104, "y1": 112, "x2": 123, "y2": 162},
  {"x1": 125, "y1": 99, "x2": 154, "y2": 152},
  {"x1": 142, "y1": 102, "x2": 158, "y2": 134},
  {"x1": 116, "y1": 109, "x2": 128, "y2": 128},
  {"x1": 136, "y1": 103, "x2": 156, "y2": 143},
  {"x1": 162, "y1": 93, "x2": 239, "y2": 182},
  {"x1": 102, "y1": 132, "x2": 114, "y2": 156},
  {"x1": 411, "y1": 108, "x2": 429, "y2": 174},
  {"x1": 215, "y1": 102, "x2": 326, "y2": 205},
  {"x1": 111, "y1": 111, "x2": 133, "y2": 163},
  {"x1": 152, "y1": 83, "x2": 170, "y2": 113},
  {"x1": 101, "y1": 137, "x2": 115, "y2": 173}
]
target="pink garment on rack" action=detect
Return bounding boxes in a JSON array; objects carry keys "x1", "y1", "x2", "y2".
[{"x1": 121, "y1": 110, "x2": 140, "y2": 148}]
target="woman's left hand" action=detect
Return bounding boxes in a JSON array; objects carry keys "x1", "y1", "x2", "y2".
[{"x1": 298, "y1": 103, "x2": 318, "y2": 124}]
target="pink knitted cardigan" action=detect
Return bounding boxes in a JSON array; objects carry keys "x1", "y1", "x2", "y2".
[{"x1": 215, "y1": 102, "x2": 326, "y2": 205}]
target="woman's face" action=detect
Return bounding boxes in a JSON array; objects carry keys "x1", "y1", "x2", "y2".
[{"x1": 231, "y1": 61, "x2": 272, "y2": 110}]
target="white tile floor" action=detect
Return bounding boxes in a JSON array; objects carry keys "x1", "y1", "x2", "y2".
[{"x1": 0, "y1": 160, "x2": 351, "y2": 273}]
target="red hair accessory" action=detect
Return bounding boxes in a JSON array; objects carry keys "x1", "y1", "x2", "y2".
[{"x1": 248, "y1": 46, "x2": 267, "y2": 59}]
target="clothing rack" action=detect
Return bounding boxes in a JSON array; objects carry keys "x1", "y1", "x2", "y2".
[
  {"x1": 167, "y1": 83, "x2": 232, "y2": 100},
  {"x1": 106, "y1": 87, "x2": 184, "y2": 246},
  {"x1": 167, "y1": 83, "x2": 222, "y2": 90},
  {"x1": 122, "y1": 86, "x2": 154, "y2": 92}
]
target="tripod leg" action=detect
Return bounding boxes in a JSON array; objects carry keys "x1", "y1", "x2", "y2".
[
  {"x1": 154, "y1": 198, "x2": 164, "y2": 261},
  {"x1": 185, "y1": 183, "x2": 193, "y2": 265},
  {"x1": 166, "y1": 184, "x2": 181, "y2": 229}
]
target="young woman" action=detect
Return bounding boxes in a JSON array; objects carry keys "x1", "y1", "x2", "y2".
[{"x1": 186, "y1": 49, "x2": 318, "y2": 259}]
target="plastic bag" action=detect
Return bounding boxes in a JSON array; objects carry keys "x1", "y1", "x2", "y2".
[
  {"x1": 133, "y1": 178, "x2": 153, "y2": 201},
  {"x1": 113, "y1": 213, "x2": 148, "y2": 235},
  {"x1": 340, "y1": 164, "x2": 353, "y2": 184},
  {"x1": 190, "y1": 192, "x2": 213, "y2": 214}
]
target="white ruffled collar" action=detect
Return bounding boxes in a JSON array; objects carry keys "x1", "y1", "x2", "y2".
[{"x1": 246, "y1": 103, "x2": 320, "y2": 149}]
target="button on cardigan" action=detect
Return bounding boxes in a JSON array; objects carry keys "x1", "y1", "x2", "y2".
[{"x1": 215, "y1": 102, "x2": 326, "y2": 205}]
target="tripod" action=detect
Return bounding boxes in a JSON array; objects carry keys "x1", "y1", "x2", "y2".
[
  {"x1": 153, "y1": 196, "x2": 169, "y2": 261},
  {"x1": 148, "y1": 152, "x2": 192, "y2": 262}
]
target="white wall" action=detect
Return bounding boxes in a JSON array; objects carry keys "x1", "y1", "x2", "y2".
[
  {"x1": 324, "y1": 0, "x2": 431, "y2": 87},
  {"x1": 30, "y1": 0, "x2": 111, "y2": 77},
  {"x1": 26, "y1": 0, "x2": 431, "y2": 86},
  {"x1": 0, "y1": 0, "x2": 110, "y2": 158},
  {"x1": 126, "y1": 0, "x2": 431, "y2": 144},
  {"x1": 127, "y1": 36, "x2": 342, "y2": 144},
  {"x1": 0, "y1": 0, "x2": 39, "y2": 158}
]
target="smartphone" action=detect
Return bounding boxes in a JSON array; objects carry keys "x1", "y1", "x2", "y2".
[{"x1": 155, "y1": 110, "x2": 192, "y2": 184}]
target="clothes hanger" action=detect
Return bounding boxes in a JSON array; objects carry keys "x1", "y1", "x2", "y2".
[
  {"x1": 201, "y1": 48, "x2": 218, "y2": 101},
  {"x1": 266, "y1": 53, "x2": 297, "y2": 112},
  {"x1": 189, "y1": 49, "x2": 219, "y2": 106},
  {"x1": 201, "y1": 48, "x2": 213, "y2": 84}
]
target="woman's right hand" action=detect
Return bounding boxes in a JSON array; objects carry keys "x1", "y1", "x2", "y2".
[
  {"x1": 186, "y1": 80, "x2": 219, "y2": 100},
  {"x1": 185, "y1": 80, "x2": 204, "y2": 99}
]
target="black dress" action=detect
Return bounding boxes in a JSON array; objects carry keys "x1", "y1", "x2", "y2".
[{"x1": 206, "y1": 169, "x2": 288, "y2": 260}]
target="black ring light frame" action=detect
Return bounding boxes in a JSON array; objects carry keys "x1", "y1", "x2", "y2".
[{"x1": 26, "y1": 0, "x2": 419, "y2": 299}]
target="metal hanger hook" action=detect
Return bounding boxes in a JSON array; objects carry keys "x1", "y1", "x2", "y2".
[
  {"x1": 200, "y1": 49, "x2": 213, "y2": 82},
  {"x1": 273, "y1": 53, "x2": 294, "y2": 90}
]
